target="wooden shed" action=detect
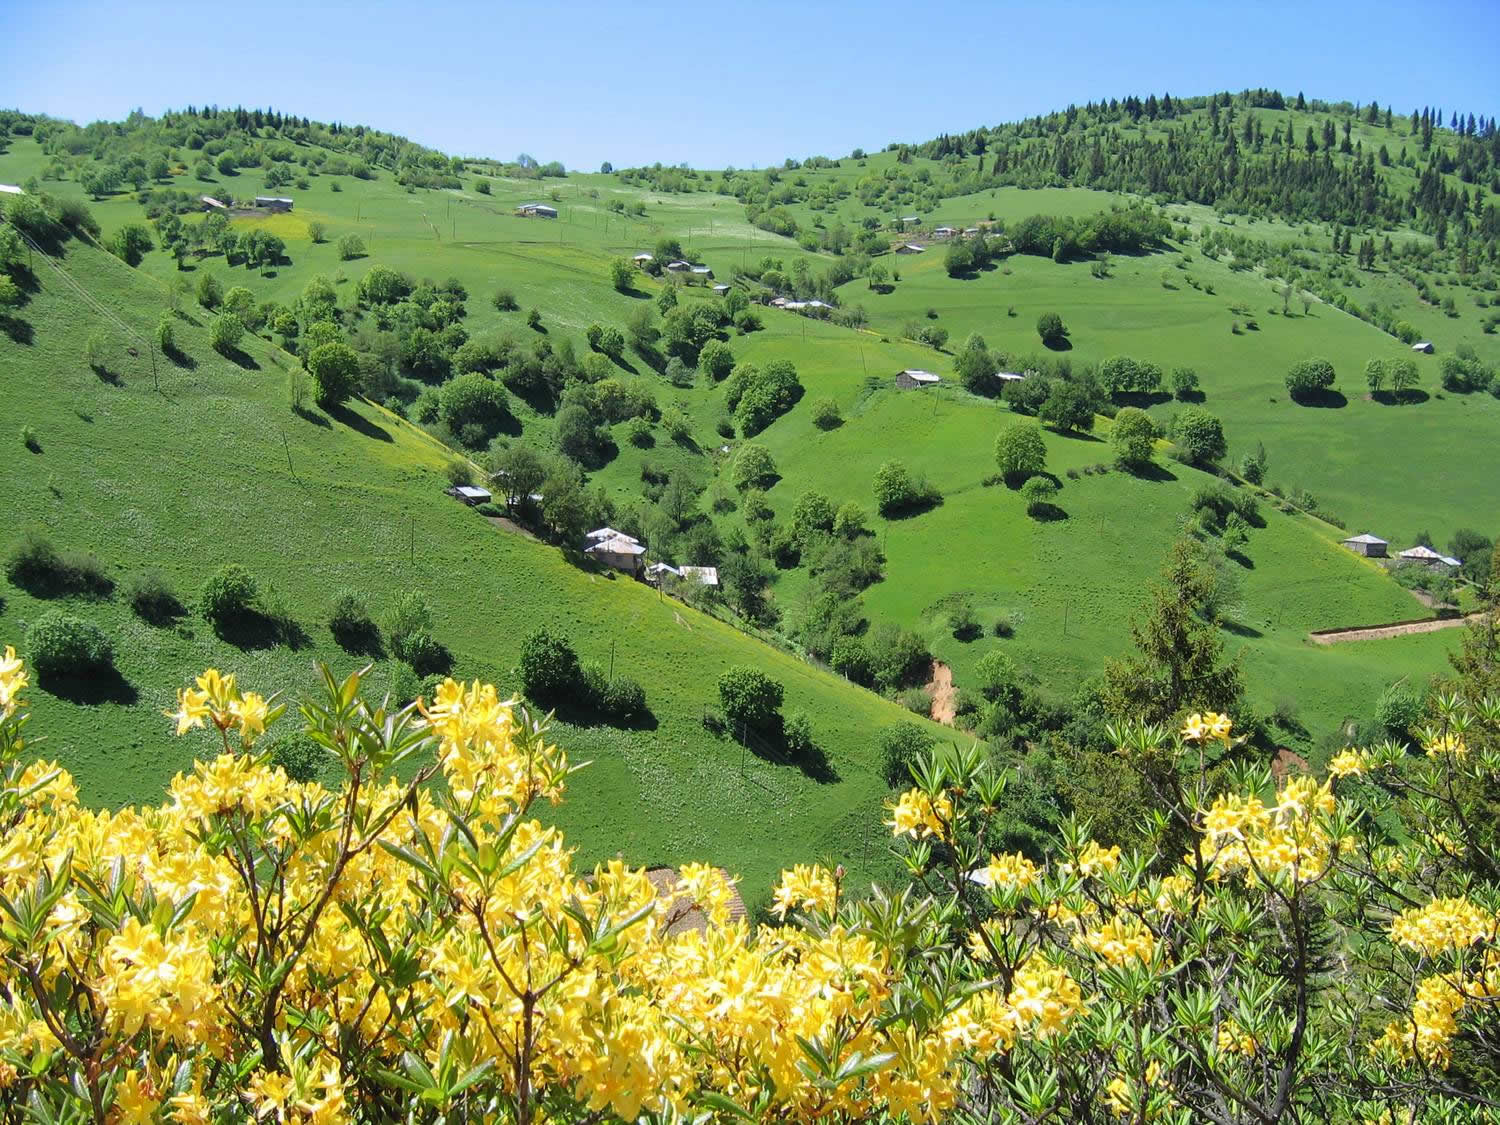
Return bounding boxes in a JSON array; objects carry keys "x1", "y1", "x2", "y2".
[
  {"x1": 896, "y1": 369, "x2": 941, "y2": 390},
  {"x1": 1341, "y1": 533, "x2": 1388, "y2": 558}
]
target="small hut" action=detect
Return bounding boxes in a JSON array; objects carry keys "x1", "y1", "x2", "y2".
[
  {"x1": 1341, "y1": 533, "x2": 1388, "y2": 558},
  {"x1": 896, "y1": 369, "x2": 941, "y2": 390}
]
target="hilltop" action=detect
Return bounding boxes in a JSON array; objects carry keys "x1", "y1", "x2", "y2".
[{"x1": 1, "y1": 88, "x2": 1497, "y2": 884}]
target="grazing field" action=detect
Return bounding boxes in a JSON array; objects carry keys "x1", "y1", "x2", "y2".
[
  {"x1": 1, "y1": 94, "x2": 1491, "y2": 856},
  {"x1": 0, "y1": 237, "x2": 941, "y2": 898}
]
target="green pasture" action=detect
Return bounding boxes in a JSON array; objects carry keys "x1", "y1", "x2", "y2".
[{"x1": 0, "y1": 237, "x2": 944, "y2": 898}]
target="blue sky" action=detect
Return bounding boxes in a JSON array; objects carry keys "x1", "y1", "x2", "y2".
[{"x1": 2, "y1": 0, "x2": 1496, "y2": 170}]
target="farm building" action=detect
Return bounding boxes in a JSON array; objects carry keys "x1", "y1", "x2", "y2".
[
  {"x1": 1411, "y1": 341, "x2": 1434, "y2": 354},
  {"x1": 665, "y1": 260, "x2": 692, "y2": 272},
  {"x1": 712, "y1": 283, "x2": 730, "y2": 295},
  {"x1": 644, "y1": 867, "x2": 748, "y2": 936},
  {"x1": 447, "y1": 484, "x2": 492, "y2": 506},
  {"x1": 933, "y1": 226, "x2": 958, "y2": 238},
  {"x1": 679, "y1": 566, "x2": 719, "y2": 587},
  {"x1": 644, "y1": 562, "x2": 681, "y2": 583},
  {"x1": 1341, "y1": 533, "x2": 1389, "y2": 558},
  {"x1": 995, "y1": 371, "x2": 1027, "y2": 383},
  {"x1": 963, "y1": 227, "x2": 980, "y2": 236},
  {"x1": 517, "y1": 202, "x2": 558, "y2": 218},
  {"x1": 200, "y1": 195, "x2": 228, "y2": 211},
  {"x1": 584, "y1": 534, "x2": 645, "y2": 576},
  {"x1": 691, "y1": 265, "x2": 713, "y2": 278},
  {"x1": 0, "y1": 184, "x2": 23, "y2": 195},
  {"x1": 769, "y1": 297, "x2": 789, "y2": 308},
  {"x1": 783, "y1": 299, "x2": 832, "y2": 312},
  {"x1": 900, "y1": 215, "x2": 920, "y2": 226},
  {"x1": 1396, "y1": 545, "x2": 1461, "y2": 570},
  {"x1": 894, "y1": 243, "x2": 926, "y2": 254},
  {"x1": 896, "y1": 369, "x2": 941, "y2": 389},
  {"x1": 253, "y1": 197, "x2": 294, "y2": 212},
  {"x1": 633, "y1": 252, "x2": 654, "y2": 264}
]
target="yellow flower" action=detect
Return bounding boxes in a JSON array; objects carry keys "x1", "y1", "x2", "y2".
[
  {"x1": 1061, "y1": 840, "x2": 1121, "y2": 879},
  {"x1": 1180, "y1": 711, "x2": 1233, "y2": 744},
  {"x1": 230, "y1": 691, "x2": 269, "y2": 742},
  {"x1": 1424, "y1": 732, "x2": 1468, "y2": 759},
  {"x1": 112, "y1": 1071, "x2": 161, "y2": 1125},
  {"x1": 885, "y1": 788, "x2": 954, "y2": 840},
  {"x1": 980, "y1": 852, "x2": 1040, "y2": 894},
  {"x1": 167, "y1": 687, "x2": 212, "y2": 735},
  {"x1": 771, "y1": 863, "x2": 836, "y2": 918},
  {"x1": 1080, "y1": 915, "x2": 1156, "y2": 965},
  {"x1": 1217, "y1": 1019, "x2": 1257, "y2": 1056},
  {"x1": 1179, "y1": 712, "x2": 1209, "y2": 742},
  {"x1": 0, "y1": 644, "x2": 27, "y2": 719},
  {"x1": 1327, "y1": 748, "x2": 1368, "y2": 778}
]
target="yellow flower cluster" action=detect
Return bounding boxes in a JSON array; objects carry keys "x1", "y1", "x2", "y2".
[
  {"x1": 1079, "y1": 914, "x2": 1157, "y2": 966},
  {"x1": 1390, "y1": 897, "x2": 1497, "y2": 955},
  {"x1": 1217, "y1": 1019, "x2": 1258, "y2": 1057},
  {"x1": 886, "y1": 787, "x2": 954, "y2": 840},
  {"x1": 1180, "y1": 711, "x2": 1233, "y2": 743},
  {"x1": 1104, "y1": 1058, "x2": 1174, "y2": 1119},
  {"x1": 1061, "y1": 839, "x2": 1122, "y2": 879},
  {"x1": 166, "y1": 667, "x2": 273, "y2": 746},
  {"x1": 0, "y1": 645, "x2": 25, "y2": 721},
  {"x1": 982, "y1": 851, "x2": 1040, "y2": 893},
  {"x1": 1200, "y1": 775, "x2": 1336, "y2": 885},
  {"x1": 1327, "y1": 747, "x2": 1369, "y2": 778},
  {"x1": 4, "y1": 653, "x2": 1088, "y2": 1124},
  {"x1": 771, "y1": 861, "x2": 836, "y2": 918},
  {"x1": 1423, "y1": 732, "x2": 1468, "y2": 758}
]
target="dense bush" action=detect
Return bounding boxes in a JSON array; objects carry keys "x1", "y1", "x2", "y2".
[
  {"x1": 386, "y1": 591, "x2": 436, "y2": 664},
  {"x1": 26, "y1": 610, "x2": 113, "y2": 678},
  {"x1": 1022, "y1": 475, "x2": 1059, "y2": 515},
  {"x1": 1170, "y1": 406, "x2": 1228, "y2": 467},
  {"x1": 210, "y1": 312, "x2": 245, "y2": 356},
  {"x1": 717, "y1": 666, "x2": 784, "y2": 732},
  {"x1": 993, "y1": 422, "x2": 1047, "y2": 483},
  {"x1": 878, "y1": 721, "x2": 934, "y2": 786},
  {"x1": 199, "y1": 564, "x2": 258, "y2": 631},
  {"x1": 1111, "y1": 406, "x2": 1156, "y2": 468},
  {"x1": 518, "y1": 627, "x2": 582, "y2": 703},
  {"x1": 873, "y1": 460, "x2": 940, "y2": 516},
  {"x1": 1285, "y1": 357, "x2": 1337, "y2": 402},
  {"x1": 4, "y1": 531, "x2": 112, "y2": 598},
  {"x1": 1036, "y1": 311, "x2": 1068, "y2": 347},
  {"x1": 327, "y1": 588, "x2": 378, "y2": 652},
  {"x1": 732, "y1": 444, "x2": 778, "y2": 491}
]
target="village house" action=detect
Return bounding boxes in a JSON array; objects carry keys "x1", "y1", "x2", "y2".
[
  {"x1": 253, "y1": 196, "x2": 294, "y2": 212},
  {"x1": 995, "y1": 371, "x2": 1027, "y2": 383},
  {"x1": 517, "y1": 202, "x2": 558, "y2": 218},
  {"x1": 678, "y1": 565, "x2": 719, "y2": 587},
  {"x1": 584, "y1": 528, "x2": 645, "y2": 576},
  {"x1": 896, "y1": 369, "x2": 941, "y2": 390},
  {"x1": 691, "y1": 265, "x2": 713, "y2": 278},
  {"x1": 894, "y1": 242, "x2": 926, "y2": 254},
  {"x1": 933, "y1": 226, "x2": 958, "y2": 238},
  {"x1": 446, "y1": 484, "x2": 492, "y2": 506},
  {"x1": 1396, "y1": 545, "x2": 1461, "y2": 570},
  {"x1": 1411, "y1": 341, "x2": 1434, "y2": 354},
  {"x1": 1341, "y1": 533, "x2": 1389, "y2": 558},
  {"x1": 712, "y1": 283, "x2": 731, "y2": 295},
  {"x1": 665, "y1": 260, "x2": 692, "y2": 272},
  {"x1": 200, "y1": 195, "x2": 228, "y2": 211},
  {"x1": 633, "y1": 252, "x2": 654, "y2": 265},
  {"x1": 0, "y1": 184, "x2": 24, "y2": 196}
]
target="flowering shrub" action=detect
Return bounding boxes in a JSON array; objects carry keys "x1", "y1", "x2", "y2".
[{"x1": 0, "y1": 644, "x2": 1497, "y2": 1122}]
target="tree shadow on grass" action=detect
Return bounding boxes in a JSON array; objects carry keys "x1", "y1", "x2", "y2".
[
  {"x1": 164, "y1": 344, "x2": 196, "y2": 370},
  {"x1": 1054, "y1": 428, "x2": 1103, "y2": 442},
  {"x1": 0, "y1": 316, "x2": 33, "y2": 344},
  {"x1": 331, "y1": 621, "x2": 385, "y2": 659},
  {"x1": 1291, "y1": 389, "x2": 1348, "y2": 408},
  {"x1": 1221, "y1": 619, "x2": 1263, "y2": 638},
  {"x1": 40, "y1": 667, "x2": 138, "y2": 705},
  {"x1": 293, "y1": 404, "x2": 332, "y2": 429},
  {"x1": 220, "y1": 346, "x2": 260, "y2": 370},
  {"x1": 1121, "y1": 461, "x2": 1179, "y2": 483},
  {"x1": 1028, "y1": 503, "x2": 1068, "y2": 522},
  {"x1": 1227, "y1": 549, "x2": 1256, "y2": 570},
  {"x1": 1174, "y1": 389, "x2": 1206, "y2": 404},
  {"x1": 1042, "y1": 337, "x2": 1072, "y2": 352},
  {"x1": 1373, "y1": 389, "x2": 1430, "y2": 406},
  {"x1": 214, "y1": 610, "x2": 310, "y2": 652},
  {"x1": 92, "y1": 362, "x2": 124, "y2": 386},
  {"x1": 884, "y1": 495, "x2": 943, "y2": 520},
  {"x1": 327, "y1": 402, "x2": 393, "y2": 442},
  {"x1": 1113, "y1": 390, "x2": 1172, "y2": 409}
]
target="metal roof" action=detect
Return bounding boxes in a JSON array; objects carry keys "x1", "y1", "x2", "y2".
[{"x1": 1343, "y1": 533, "x2": 1388, "y2": 545}]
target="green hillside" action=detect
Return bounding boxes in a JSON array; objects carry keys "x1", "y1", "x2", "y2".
[
  {"x1": 0, "y1": 233, "x2": 944, "y2": 900},
  {"x1": 1, "y1": 91, "x2": 1494, "y2": 850}
]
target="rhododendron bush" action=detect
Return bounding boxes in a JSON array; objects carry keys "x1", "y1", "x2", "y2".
[{"x1": 0, "y1": 644, "x2": 1496, "y2": 1123}]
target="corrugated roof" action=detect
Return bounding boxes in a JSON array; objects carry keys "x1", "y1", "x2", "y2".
[{"x1": 1343, "y1": 533, "x2": 1388, "y2": 545}]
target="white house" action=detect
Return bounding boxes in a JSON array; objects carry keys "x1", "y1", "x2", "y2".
[
  {"x1": 585, "y1": 535, "x2": 646, "y2": 575},
  {"x1": 690, "y1": 265, "x2": 713, "y2": 277},
  {"x1": 933, "y1": 226, "x2": 958, "y2": 238},
  {"x1": 896, "y1": 369, "x2": 941, "y2": 389},
  {"x1": 679, "y1": 565, "x2": 719, "y2": 587},
  {"x1": 665, "y1": 260, "x2": 692, "y2": 272},
  {"x1": 1397, "y1": 545, "x2": 1461, "y2": 569},
  {"x1": 586, "y1": 527, "x2": 638, "y2": 546},
  {"x1": 1411, "y1": 341, "x2": 1434, "y2": 354},
  {"x1": 645, "y1": 562, "x2": 681, "y2": 583},
  {"x1": 448, "y1": 484, "x2": 492, "y2": 506}
]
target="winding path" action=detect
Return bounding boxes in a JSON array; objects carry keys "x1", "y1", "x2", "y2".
[{"x1": 926, "y1": 661, "x2": 957, "y2": 725}]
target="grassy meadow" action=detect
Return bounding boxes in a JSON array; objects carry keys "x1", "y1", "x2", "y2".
[
  {"x1": 0, "y1": 235, "x2": 949, "y2": 899},
  {"x1": 1, "y1": 101, "x2": 1490, "y2": 858}
]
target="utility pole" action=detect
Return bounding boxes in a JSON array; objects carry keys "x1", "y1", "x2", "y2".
[
  {"x1": 281, "y1": 429, "x2": 293, "y2": 473},
  {"x1": 409, "y1": 514, "x2": 415, "y2": 565}
]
